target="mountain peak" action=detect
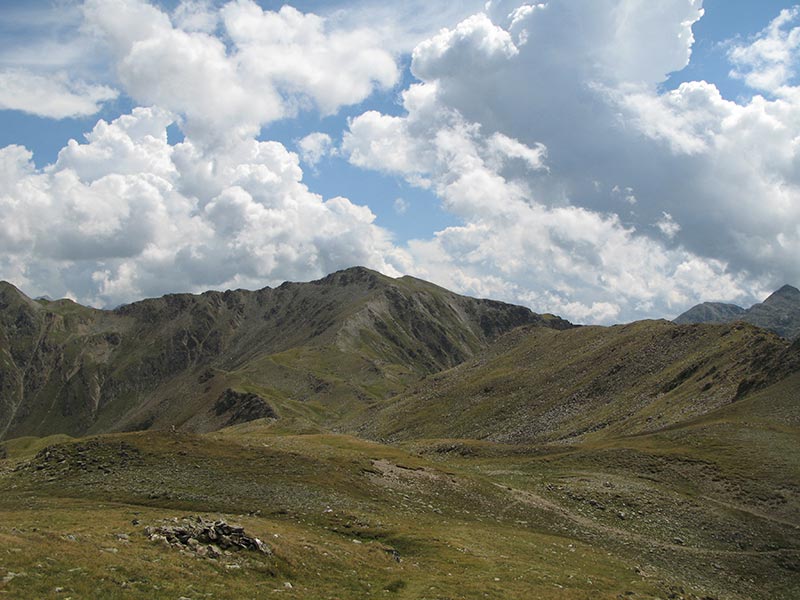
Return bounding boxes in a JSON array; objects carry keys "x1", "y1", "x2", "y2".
[
  {"x1": 311, "y1": 266, "x2": 392, "y2": 290},
  {"x1": 0, "y1": 267, "x2": 569, "y2": 441},
  {"x1": 675, "y1": 284, "x2": 800, "y2": 339},
  {"x1": 764, "y1": 284, "x2": 800, "y2": 304},
  {"x1": 0, "y1": 280, "x2": 41, "y2": 311},
  {"x1": 673, "y1": 301, "x2": 745, "y2": 325}
]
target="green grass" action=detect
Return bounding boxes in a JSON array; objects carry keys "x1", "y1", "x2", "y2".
[
  {"x1": 1, "y1": 434, "x2": 75, "y2": 459},
  {"x1": 1, "y1": 415, "x2": 798, "y2": 599}
]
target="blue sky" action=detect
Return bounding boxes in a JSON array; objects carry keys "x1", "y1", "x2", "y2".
[
  {"x1": 0, "y1": 1, "x2": 799, "y2": 323},
  {"x1": 666, "y1": 0, "x2": 798, "y2": 95}
]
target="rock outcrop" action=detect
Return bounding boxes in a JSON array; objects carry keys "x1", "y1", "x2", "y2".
[
  {"x1": 144, "y1": 516, "x2": 271, "y2": 558},
  {"x1": 213, "y1": 389, "x2": 278, "y2": 426}
]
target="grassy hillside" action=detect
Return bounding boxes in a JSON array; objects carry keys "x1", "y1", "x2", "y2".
[
  {"x1": 2, "y1": 270, "x2": 798, "y2": 598},
  {"x1": 352, "y1": 320, "x2": 799, "y2": 444}
]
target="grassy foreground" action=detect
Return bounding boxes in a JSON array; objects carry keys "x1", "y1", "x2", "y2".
[{"x1": 1, "y1": 406, "x2": 798, "y2": 599}]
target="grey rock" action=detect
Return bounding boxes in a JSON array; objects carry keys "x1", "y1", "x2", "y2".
[{"x1": 144, "y1": 516, "x2": 271, "y2": 558}]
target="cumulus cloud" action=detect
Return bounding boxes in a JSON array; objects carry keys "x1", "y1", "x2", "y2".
[
  {"x1": 1, "y1": 0, "x2": 798, "y2": 326},
  {"x1": 83, "y1": 0, "x2": 399, "y2": 145},
  {"x1": 0, "y1": 107, "x2": 408, "y2": 306},
  {"x1": 412, "y1": 13, "x2": 519, "y2": 80},
  {"x1": 345, "y1": 108, "x2": 433, "y2": 185},
  {"x1": 297, "y1": 133, "x2": 334, "y2": 167},
  {"x1": 729, "y1": 7, "x2": 800, "y2": 94},
  {"x1": 342, "y1": 84, "x2": 753, "y2": 323},
  {"x1": 0, "y1": 69, "x2": 117, "y2": 118},
  {"x1": 342, "y1": 0, "x2": 797, "y2": 322}
]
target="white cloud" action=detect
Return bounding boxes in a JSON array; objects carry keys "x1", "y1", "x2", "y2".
[
  {"x1": 656, "y1": 212, "x2": 681, "y2": 239},
  {"x1": 320, "y1": 0, "x2": 487, "y2": 54},
  {"x1": 412, "y1": 13, "x2": 519, "y2": 81},
  {"x1": 485, "y1": 0, "x2": 703, "y2": 86},
  {"x1": 297, "y1": 132, "x2": 334, "y2": 167},
  {"x1": 221, "y1": 2, "x2": 398, "y2": 114},
  {"x1": 172, "y1": 0, "x2": 220, "y2": 33},
  {"x1": 0, "y1": 107, "x2": 408, "y2": 307},
  {"x1": 393, "y1": 197, "x2": 409, "y2": 215},
  {"x1": 1, "y1": 0, "x2": 798, "y2": 327},
  {"x1": 341, "y1": 0, "x2": 798, "y2": 322},
  {"x1": 486, "y1": 132, "x2": 547, "y2": 171},
  {"x1": 83, "y1": 0, "x2": 399, "y2": 146},
  {"x1": 344, "y1": 105, "x2": 434, "y2": 187},
  {"x1": 558, "y1": 300, "x2": 621, "y2": 324},
  {"x1": 729, "y1": 7, "x2": 800, "y2": 94},
  {"x1": 0, "y1": 69, "x2": 117, "y2": 118},
  {"x1": 342, "y1": 79, "x2": 755, "y2": 324}
]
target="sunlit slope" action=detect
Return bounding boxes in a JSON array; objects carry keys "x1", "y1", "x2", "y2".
[{"x1": 355, "y1": 320, "x2": 799, "y2": 444}]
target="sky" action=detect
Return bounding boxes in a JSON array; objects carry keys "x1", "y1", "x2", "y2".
[{"x1": 0, "y1": 0, "x2": 799, "y2": 324}]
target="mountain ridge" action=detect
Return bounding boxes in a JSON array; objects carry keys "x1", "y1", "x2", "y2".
[
  {"x1": 350, "y1": 318, "x2": 800, "y2": 444},
  {"x1": 2, "y1": 270, "x2": 800, "y2": 599},
  {"x1": 0, "y1": 266, "x2": 570, "y2": 441},
  {"x1": 675, "y1": 284, "x2": 800, "y2": 339}
]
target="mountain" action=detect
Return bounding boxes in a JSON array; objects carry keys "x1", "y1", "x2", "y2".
[
  {"x1": 745, "y1": 285, "x2": 800, "y2": 339},
  {"x1": 675, "y1": 284, "x2": 800, "y2": 339},
  {"x1": 0, "y1": 267, "x2": 570, "y2": 441},
  {"x1": 351, "y1": 319, "x2": 800, "y2": 444},
  {"x1": 672, "y1": 301, "x2": 746, "y2": 325}
]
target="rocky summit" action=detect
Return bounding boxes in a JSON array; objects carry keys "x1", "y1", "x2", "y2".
[
  {"x1": 675, "y1": 284, "x2": 800, "y2": 339},
  {"x1": 0, "y1": 268, "x2": 799, "y2": 600}
]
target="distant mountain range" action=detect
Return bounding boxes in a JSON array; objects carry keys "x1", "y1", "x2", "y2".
[{"x1": 675, "y1": 284, "x2": 800, "y2": 339}]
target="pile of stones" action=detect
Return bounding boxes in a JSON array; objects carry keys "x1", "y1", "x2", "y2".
[{"x1": 144, "y1": 516, "x2": 271, "y2": 558}]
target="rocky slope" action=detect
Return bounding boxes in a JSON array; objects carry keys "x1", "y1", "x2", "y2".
[
  {"x1": 675, "y1": 284, "x2": 800, "y2": 339},
  {"x1": 0, "y1": 267, "x2": 569, "y2": 441}
]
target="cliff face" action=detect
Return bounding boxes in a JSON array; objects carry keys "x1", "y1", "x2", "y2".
[{"x1": 0, "y1": 268, "x2": 570, "y2": 440}]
